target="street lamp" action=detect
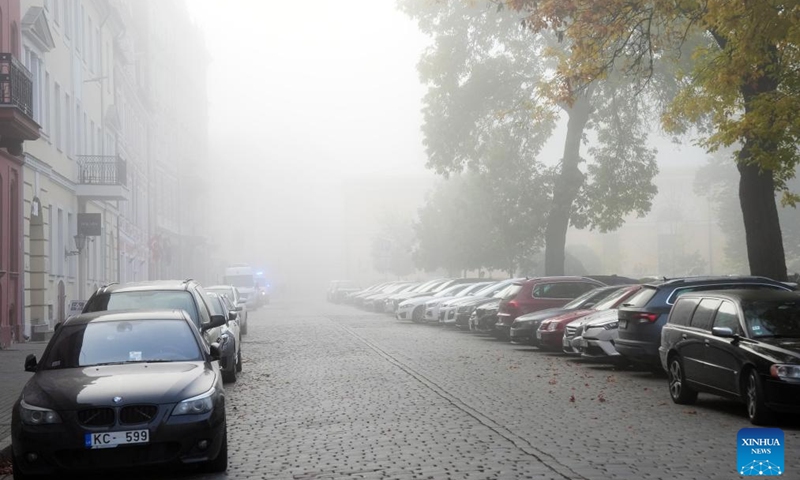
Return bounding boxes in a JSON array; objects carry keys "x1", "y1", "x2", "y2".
[{"x1": 65, "y1": 234, "x2": 87, "y2": 257}]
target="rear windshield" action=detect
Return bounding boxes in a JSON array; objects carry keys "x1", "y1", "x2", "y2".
[
  {"x1": 593, "y1": 286, "x2": 639, "y2": 310},
  {"x1": 621, "y1": 287, "x2": 658, "y2": 308},
  {"x1": 501, "y1": 284, "x2": 522, "y2": 300},
  {"x1": 84, "y1": 291, "x2": 199, "y2": 325},
  {"x1": 667, "y1": 283, "x2": 790, "y2": 305},
  {"x1": 564, "y1": 287, "x2": 617, "y2": 309}
]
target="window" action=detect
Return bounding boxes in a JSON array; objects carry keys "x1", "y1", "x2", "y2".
[
  {"x1": 67, "y1": 212, "x2": 75, "y2": 278},
  {"x1": 64, "y1": 0, "x2": 72, "y2": 39},
  {"x1": 57, "y1": 208, "x2": 64, "y2": 276},
  {"x1": 44, "y1": 71, "x2": 50, "y2": 135},
  {"x1": 713, "y1": 301, "x2": 743, "y2": 335},
  {"x1": 47, "y1": 204, "x2": 54, "y2": 274},
  {"x1": 532, "y1": 282, "x2": 595, "y2": 299},
  {"x1": 87, "y1": 16, "x2": 93, "y2": 71},
  {"x1": 668, "y1": 297, "x2": 699, "y2": 327},
  {"x1": 65, "y1": 93, "x2": 72, "y2": 155},
  {"x1": 54, "y1": 83, "x2": 61, "y2": 150},
  {"x1": 690, "y1": 299, "x2": 721, "y2": 331},
  {"x1": 53, "y1": 0, "x2": 60, "y2": 26}
]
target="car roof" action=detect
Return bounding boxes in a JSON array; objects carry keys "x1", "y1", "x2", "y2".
[
  {"x1": 64, "y1": 309, "x2": 191, "y2": 326},
  {"x1": 206, "y1": 285, "x2": 235, "y2": 290},
  {"x1": 515, "y1": 276, "x2": 602, "y2": 285},
  {"x1": 642, "y1": 275, "x2": 784, "y2": 289},
  {"x1": 676, "y1": 289, "x2": 800, "y2": 303},
  {"x1": 95, "y1": 280, "x2": 196, "y2": 294}
]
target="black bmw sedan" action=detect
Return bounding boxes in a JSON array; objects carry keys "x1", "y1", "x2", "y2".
[
  {"x1": 11, "y1": 310, "x2": 228, "y2": 478},
  {"x1": 660, "y1": 289, "x2": 800, "y2": 425}
]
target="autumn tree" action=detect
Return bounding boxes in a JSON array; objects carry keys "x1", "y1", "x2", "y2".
[
  {"x1": 401, "y1": 0, "x2": 659, "y2": 275},
  {"x1": 508, "y1": 0, "x2": 800, "y2": 280}
]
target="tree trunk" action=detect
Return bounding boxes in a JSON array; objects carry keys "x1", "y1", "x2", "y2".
[
  {"x1": 544, "y1": 88, "x2": 593, "y2": 276},
  {"x1": 737, "y1": 152, "x2": 787, "y2": 281},
  {"x1": 736, "y1": 58, "x2": 787, "y2": 281}
]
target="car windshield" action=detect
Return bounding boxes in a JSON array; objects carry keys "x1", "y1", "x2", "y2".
[
  {"x1": 593, "y1": 286, "x2": 639, "y2": 311},
  {"x1": 563, "y1": 287, "x2": 616, "y2": 309},
  {"x1": 457, "y1": 283, "x2": 491, "y2": 296},
  {"x1": 41, "y1": 319, "x2": 203, "y2": 369},
  {"x1": 86, "y1": 291, "x2": 199, "y2": 326},
  {"x1": 472, "y1": 281, "x2": 510, "y2": 298},
  {"x1": 434, "y1": 284, "x2": 469, "y2": 297},
  {"x1": 224, "y1": 275, "x2": 254, "y2": 288},
  {"x1": 742, "y1": 300, "x2": 800, "y2": 338}
]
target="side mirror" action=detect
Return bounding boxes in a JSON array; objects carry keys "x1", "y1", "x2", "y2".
[
  {"x1": 712, "y1": 326, "x2": 736, "y2": 338},
  {"x1": 201, "y1": 315, "x2": 227, "y2": 332},
  {"x1": 234, "y1": 305, "x2": 243, "y2": 312},
  {"x1": 24, "y1": 354, "x2": 38, "y2": 372},
  {"x1": 228, "y1": 311, "x2": 238, "y2": 322},
  {"x1": 209, "y1": 343, "x2": 222, "y2": 361}
]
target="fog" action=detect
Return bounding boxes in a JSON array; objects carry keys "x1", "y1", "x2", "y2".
[{"x1": 185, "y1": 0, "x2": 787, "y2": 296}]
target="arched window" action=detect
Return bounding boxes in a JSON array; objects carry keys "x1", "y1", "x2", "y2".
[{"x1": 10, "y1": 22, "x2": 18, "y2": 58}]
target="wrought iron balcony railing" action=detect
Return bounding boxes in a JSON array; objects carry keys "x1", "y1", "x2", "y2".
[
  {"x1": 77, "y1": 155, "x2": 128, "y2": 186},
  {"x1": 0, "y1": 53, "x2": 33, "y2": 118}
]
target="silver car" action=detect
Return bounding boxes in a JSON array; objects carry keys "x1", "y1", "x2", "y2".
[{"x1": 575, "y1": 310, "x2": 624, "y2": 363}]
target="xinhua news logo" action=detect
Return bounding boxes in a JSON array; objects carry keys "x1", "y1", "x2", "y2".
[{"x1": 738, "y1": 428, "x2": 784, "y2": 476}]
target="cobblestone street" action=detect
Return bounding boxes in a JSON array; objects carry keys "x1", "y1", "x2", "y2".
[{"x1": 8, "y1": 300, "x2": 800, "y2": 479}]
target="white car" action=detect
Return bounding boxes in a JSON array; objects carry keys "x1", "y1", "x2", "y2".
[
  {"x1": 575, "y1": 310, "x2": 623, "y2": 363},
  {"x1": 422, "y1": 282, "x2": 493, "y2": 323},
  {"x1": 395, "y1": 283, "x2": 476, "y2": 322}
]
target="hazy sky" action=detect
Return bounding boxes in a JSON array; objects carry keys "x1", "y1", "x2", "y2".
[{"x1": 185, "y1": 0, "x2": 434, "y2": 289}]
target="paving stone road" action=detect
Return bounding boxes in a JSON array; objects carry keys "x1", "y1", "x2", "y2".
[{"x1": 6, "y1": 299, "x2": 800, "y2": 479}]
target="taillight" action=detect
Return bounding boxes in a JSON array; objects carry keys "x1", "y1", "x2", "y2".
[
  {"x1": 634, "y1": 312, "x2": 659, "y2": 323},
  {"x1": 507, "y1": 300, "x2": 519, "y2": 311}
]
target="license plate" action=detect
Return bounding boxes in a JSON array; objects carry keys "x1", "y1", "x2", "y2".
[
  {"x1": 85, "y1": 429, "x2": 149, "y2": 449},
  {"x1": 619, "y1": 319, "x2": 628, "y2": 329},
  {"x1": 536, "y1": 330, "x2": 542, "y2": 339}
]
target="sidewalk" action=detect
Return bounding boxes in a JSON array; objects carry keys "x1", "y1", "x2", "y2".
[{"x1": 0, "y1": 341, "x2": 48, "y2": 457}]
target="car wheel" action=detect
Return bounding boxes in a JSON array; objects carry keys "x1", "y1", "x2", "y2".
[
  {"x1": 202, "y1": 424, "x2": 228, "y2": 473},
  {"x1": 235, "y1": 347, "x2": 243, "y2": 373},
  {"x1": 744, "y1": 369, "x2": 773, "y2": 425},
  {"x1": 411, "y1": 306, "x2": 424, "y2": 323},
  {"x1": 667, "y1": 355, "x2": 697, "y2": 405},
  {"x1": 222, "y1": 350, "x2": 238, "y2": 383}
]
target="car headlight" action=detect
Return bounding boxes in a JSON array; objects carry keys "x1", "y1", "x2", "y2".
[
  {"x1": 20, "y1": 399, "x2": 62, "y2": 425},
  {"x1": 173, "y1": 388, "x2": 216, "y2": 416},
  {"x1": 458, "y1": 306, "x2": 474, "y2": 314},
  {"x1": 547, "y1": 322, "x2": 558, "y2": 331},
  {"x1": 603, "y1": 322, "x2": 619, "y2": 330},
  {"x1": 770, "y1": 364, "x2": 800, "y2": 380}
]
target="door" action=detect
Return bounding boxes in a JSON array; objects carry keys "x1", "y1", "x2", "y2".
[
  {"x1": 679, "y1": 298, "x2": 720, "y2": 386},
  {"x1": 703, "y1": 300, "x2": 746, "y2": 395}
]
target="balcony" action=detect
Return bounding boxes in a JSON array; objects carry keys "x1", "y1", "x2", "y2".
[
  {"x1": 76, "y1": 155, "x2": 130, "y2": 201},
  {"x1": 0, "y1": 53, "x2": 40, "y2": 154}
]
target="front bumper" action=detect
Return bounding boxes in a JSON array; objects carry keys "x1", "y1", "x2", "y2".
[
  {"x1": 12, "y1": 403, "x2": 225, "y2": 476},
  {"x1": 538, "y1": 330, "x2": 563, "y2": 350}
]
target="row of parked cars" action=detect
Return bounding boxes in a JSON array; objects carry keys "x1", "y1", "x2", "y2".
[
  {"x1": 12, "y1": 279, "x2": 254, "y2": 479},
  {"x1": 332, "y1": 275, "x2": 800, "y2": 425}
]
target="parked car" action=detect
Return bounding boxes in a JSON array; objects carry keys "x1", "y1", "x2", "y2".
[
  {"x1": 397, "y1": 282, "x2": 490, "y2": 323},
  {"x1": 616, "y1": 276, "x2": 794, "y2": 368},
  {"x1": 509, "y1": 285, "x2": 630, "y2": 346},
  {"x1": 660, "y1": 289, "x2": 800, "y2": 425},
  {"x1": 327, "y1": 280, "x2": 361, "y2": 303},
  {"x1": 442, "y1": 279, "x2": 524, "y2": 328},
  {"x1": 11, "y1": 310, "x2": 228, "y2": 478},
  {"x1": 385, "y1": 278, "x2": 451, "y2": 313},
  {"x1": 494, "y1": 277, "x2": 606, "y2": 339},
  {"x1": 574, "y1": 309, "x2": 625, "y2": 363},
  {"x1": 423, "y1": 281, "x2": 496, "y2": 323},
  {"x1": 364, "y1": 283, "x2": 418, "y2": 312},
  {"x1": 82, "y1": 280, "x2": 240, "y2": 384},
  {"x1": 206, "y1": 284, "x2": 248, "y2": 335},
  {"x1": 205, "y1": 292, "x2": 243, "y2": 383},
  {"x1": 469, "y1": 298, "x2": 502, "y2": 332},
  {"x1": 536, "y1": 284, "x2": 643, "y2": 352}
]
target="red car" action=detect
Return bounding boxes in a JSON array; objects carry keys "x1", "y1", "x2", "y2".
[
  {"x1": 494, "y1": 277, "x2": 605, "y2": 339},
  {"x1": 537, "y1": 284, "x2": 643, "y2": 350}
]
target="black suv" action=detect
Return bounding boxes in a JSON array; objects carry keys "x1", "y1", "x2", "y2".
[
  {"x1": 660, "y1": 290, "x2": 800, "y2": 424},
  {"x1": 82, "y1": 280, "x2": 242, "y2": 383},
  {"x1": 616, "y1": 276, "x2": 793, "y2": 367}
]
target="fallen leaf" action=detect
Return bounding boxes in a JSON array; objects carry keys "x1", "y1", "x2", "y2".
[{"x1": 569, "y1": 395, "x2": 575, "y2": 403}]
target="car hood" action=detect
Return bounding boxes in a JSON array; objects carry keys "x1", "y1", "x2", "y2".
[
  {"x1": 425, "y1": 295, "x2": 458, "y2": 307},
  {"x1": 452, "y1": 296, "x2": 496, "y2": 308},
  {"x1": 748, "y1": 337, "x2": 800, "y2": 364},
  {"x1": 513, "y1": 308, "x2": 570, "y2": 324},
  {"x1": 582, "y1": 310, "x2": 620, "y2": 327},
  {"x1": 23, "y1": 362, "x2": 216, "y2": 409},
  {"x1": 547, "y1": 309, "x2": 595, "y2": 326}
]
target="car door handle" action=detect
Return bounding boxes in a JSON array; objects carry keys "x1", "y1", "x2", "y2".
[{"x1": 681, "y1": 334, "x2": 688, "y2": 340}]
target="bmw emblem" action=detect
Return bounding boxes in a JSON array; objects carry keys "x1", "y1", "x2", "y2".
[{"x1": 113, "y1": 396, "x2": 123, "y2": 404}]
